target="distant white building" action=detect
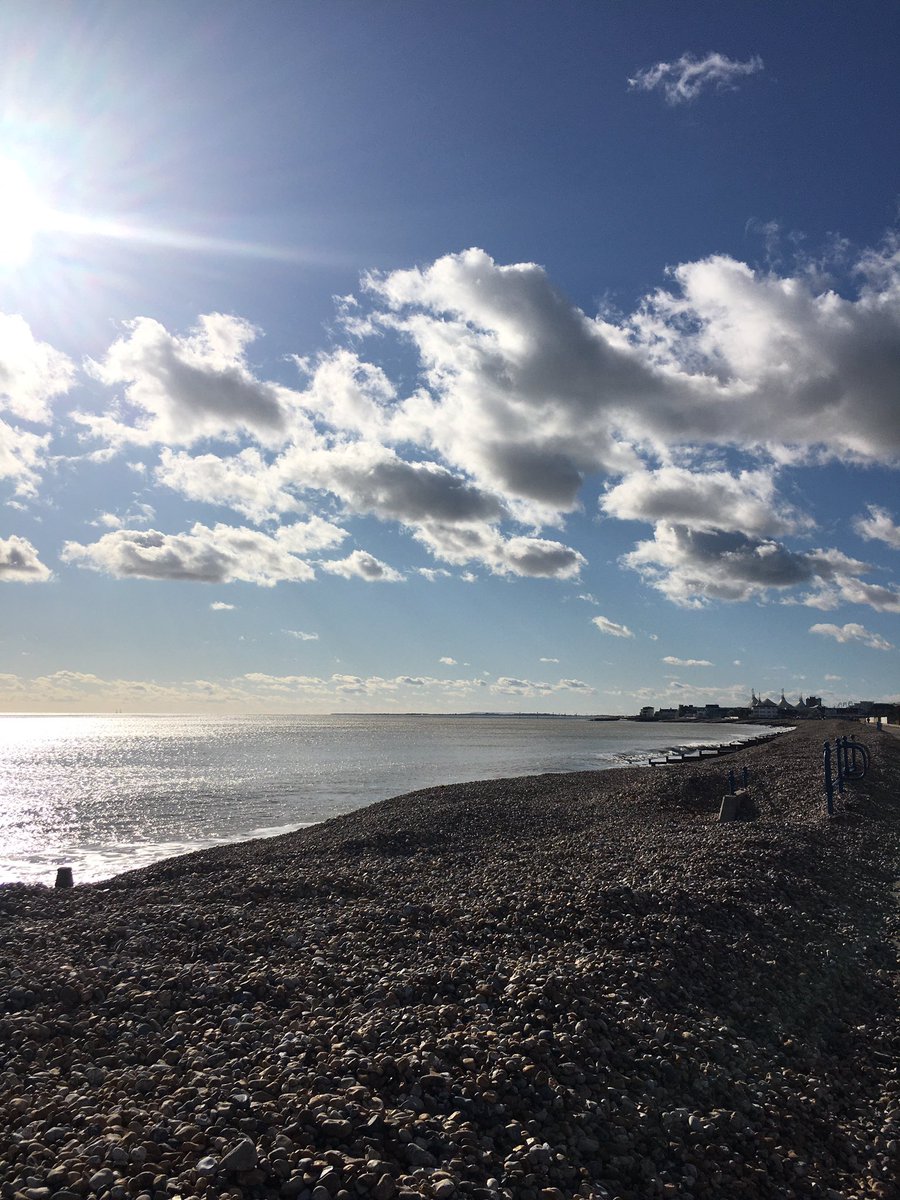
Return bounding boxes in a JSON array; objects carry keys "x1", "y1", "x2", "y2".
[{"x1": 751, "y1": 690, "x2": 827, "y2": 720}]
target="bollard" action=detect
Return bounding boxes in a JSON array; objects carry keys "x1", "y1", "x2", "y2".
[
  {"x1": 55, "y1": 866, "x2": 74, "y2": 888},
  {"x1": 741, "y1": 765, "x2": 749, "y2": 789},
  {"x1": 823, "y1": 741, "x2": 834, "y2": 815},
  {"x1": 728, "y1": 768, "x2": 735, "y2": 795}
]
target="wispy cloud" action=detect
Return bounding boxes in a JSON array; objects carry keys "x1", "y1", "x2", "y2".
[
  {"x1": 592, "y1": 615, "x2": 634, "y2": 639},
  {"x1": 628, "y1": 51, "x2": 763, "y2": 105},
  {"x1": 809, "y1": 622, "x2": 894, "y2": 651},
  {"x1": 210, "y1": 600, "x2": 235, "y2": 611},
  {"x1": 439, "y1": 656, "x2": 457, "y2": 665},
  {"x1": 662, "y1": 656, "x2": 712, "y2": 667},
  {"x1": 284, "y1": 629, "x2": 318, "y2": 640}
]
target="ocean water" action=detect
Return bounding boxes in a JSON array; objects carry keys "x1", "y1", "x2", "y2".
[{"x1": 0, "y1": 713, "x2": 773, "y2": 885}]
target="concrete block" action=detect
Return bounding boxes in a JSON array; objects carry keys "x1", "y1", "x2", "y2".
[{"x1": 718, "y1": 788, "x2": 750, "y2": 822}]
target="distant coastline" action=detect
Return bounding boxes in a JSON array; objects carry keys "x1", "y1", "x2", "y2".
[{"x1": 331, "y1": 711, "x2": 604, "y2": 718}]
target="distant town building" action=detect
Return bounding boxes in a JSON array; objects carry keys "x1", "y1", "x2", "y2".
[
  {"x1": 750, "y1": 692, "x2": 780, "y2": 719},
  {"x1": 631, "y1": 690, "x2": 896, "y2": 723}
]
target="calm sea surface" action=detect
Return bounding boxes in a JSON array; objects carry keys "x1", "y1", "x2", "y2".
[{"x1": 0, "y1": 714, "x2": 773, "y2": 885}]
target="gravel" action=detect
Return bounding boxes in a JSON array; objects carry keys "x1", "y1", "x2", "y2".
[{"x1": 1, "y1": 719, "x2": 898, "y2": 1200}]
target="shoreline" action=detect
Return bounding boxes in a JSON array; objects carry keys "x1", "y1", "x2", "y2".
[
  {"x1": 2, "y1": 720, "x2": 898, "y2": 1200},
  {"x1": 2, "y1": 719, "x2": 781, "y2": 888}
]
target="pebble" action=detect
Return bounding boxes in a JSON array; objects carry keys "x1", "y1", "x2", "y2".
[
  {"x1": 0, "y1": 721, "x2": 896, "y2": 1200},
  {"x1": 219, "y1": 1138, "x2": 258, "y2": 1172}
]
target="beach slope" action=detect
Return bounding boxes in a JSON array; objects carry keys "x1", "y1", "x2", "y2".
[{"x1": 1, "y1": 721, "x2": 898, "y2": 1200}]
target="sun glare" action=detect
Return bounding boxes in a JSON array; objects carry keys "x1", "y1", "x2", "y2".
[{"x1": 0, "y1": 156, "x2": 43, "y2": 266}]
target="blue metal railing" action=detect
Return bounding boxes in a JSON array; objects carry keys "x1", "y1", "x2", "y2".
[{"x1": 823, "y1": 736, "x2": 869, "y2": 814}]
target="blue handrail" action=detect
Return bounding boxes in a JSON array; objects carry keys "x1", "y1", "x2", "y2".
[
  {"x1": 824, "y1": 736, "x2": 869, "y2": 814},
  {"x1": 841, "y1": 736, "x2": 869, "y2": 780}
]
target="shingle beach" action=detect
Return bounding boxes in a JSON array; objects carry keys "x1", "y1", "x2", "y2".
[{"x1": 1, "y1": 721, "x2": 898, "y2": 1200}]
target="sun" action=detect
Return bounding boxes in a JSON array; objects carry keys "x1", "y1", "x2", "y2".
[{"x1": 0, "y1": 156, "x2": 43, "y2": 266}]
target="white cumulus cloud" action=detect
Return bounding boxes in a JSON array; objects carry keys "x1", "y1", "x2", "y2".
[
  {"x1": 59, "y1": 241, "x2": 900, "y2": 612},
  {"x1": 662, "y1": 656, "x2": 713, "y2": 667},
  {"x1": 62, "y1": 522, "x2": 323, "y2": 586},
  {"x1": 0, "y1": 420, "x2": 51, "y2": 497},
  {"x1": 601, "y1": 466, "x2": 809, "y2": 537},
  {"x1": 80, "y1": 314, "x2": 299, "y2": 447},
  {"x1": 414, "y1": 522, "x2": 585, "y2": 579},
  {"x1": 625, "y1": 523, "x2": 872, "y2": 607},
  {"x1": 0, "y1": 535, "x2": 52, "y2": 582},
  {"x1": 854, "y1": 505, "x2": 900, "y2": 550},
  {"x1": 490, "y1": 676, "x2": 595, "y2": 697},
  {"x1": 0, "y1": 313, "x2": 74, "y2": 422},
  {"x1": 319, "y1": 549, "x2": 403, "y2": 582}
]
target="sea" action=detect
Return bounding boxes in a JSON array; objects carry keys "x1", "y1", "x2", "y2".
[{"x1": 0, "y1": 713, "x2": 774, "y2": 885}]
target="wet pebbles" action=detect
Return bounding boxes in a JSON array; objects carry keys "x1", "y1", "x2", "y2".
[{"x1": 1, "y1": 721, "x2": 898, "y2": 1200}]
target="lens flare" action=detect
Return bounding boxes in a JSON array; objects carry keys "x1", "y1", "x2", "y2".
[{"x1": 0, "y1": 157, "x2": 43, "y2": 266}]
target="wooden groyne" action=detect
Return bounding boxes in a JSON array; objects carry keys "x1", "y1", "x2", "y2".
[{"x1": 649, "y1": 727, "x2": 786, "y2": 766}]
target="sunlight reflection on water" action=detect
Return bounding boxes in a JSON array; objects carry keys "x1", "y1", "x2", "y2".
[{"x1": 0, "y1": 713, "x2": 773, "y2": 885}]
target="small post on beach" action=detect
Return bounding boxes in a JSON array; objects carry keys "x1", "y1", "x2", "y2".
[
  {"x1": 823, "y1": 741, "x2": 834, "y2": 815},
  {"x1": 834, "y1": 737, "x2": 844, "y2": 795},
  {"x1": 728, "y1": 768, "x2": 735, "y2": 795},
  {"x1": 55, "y1": 866, "x2": 74, "y2": 888},
  {"x1": 741, "y1": 765, "x2": 748, "y2": 789}
]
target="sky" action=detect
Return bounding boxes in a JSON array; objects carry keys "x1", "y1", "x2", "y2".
[{"x1": 1, "y1": 0, "x2": 899, "y2": 714}]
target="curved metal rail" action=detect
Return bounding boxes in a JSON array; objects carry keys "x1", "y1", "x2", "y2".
[{"x1": 823, "y1": 736, "x2": 870, "y2": 814}]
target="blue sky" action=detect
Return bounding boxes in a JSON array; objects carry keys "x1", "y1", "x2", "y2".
[{"x1": 1, "y1": 0, "x2": 898, "y2": 713}]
